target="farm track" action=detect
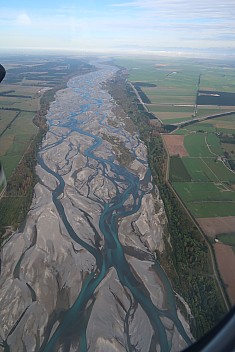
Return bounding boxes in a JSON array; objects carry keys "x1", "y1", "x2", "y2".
[
  {"x1": 162, "y1": 135, "x2": 231, "y2": 311},
  {"x1": 199, "y1": 158, "x2": 231, "y2": 192},
  {"x1": 204, "y1": 134, "x2": 235, "y2": 175},
  {"x1": 205, "y1": 135, "x2": 218, "y2": 157}
]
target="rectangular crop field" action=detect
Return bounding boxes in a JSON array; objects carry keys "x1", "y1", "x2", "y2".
[
  {"x1": 200, "y1": 71, "x2": 235, "y2": 92},
  {"x1": 203, "y1": 159, "x2": 235, "y2": 183},
  {"x1": 163, "y1": 117, "x2": 195, "y2": 124},
  {"x1": 147, "y1": 112, "x2": 192, "y2": 121},
  {"x1": 0, "y1": 111, "x2": 37, "y2": 179},
  {"x1": 184, "y1": 133, "x2": 213, "y2": 157},
  {"x1": 0, "y1": 110, "x2": 19, "y2": 134},
  {"x1": 148, "y1": 105, "x2": 194, "y2": 113},
  {"x1": 174, "y1": 129, "x2": 191, "y2": 135},
  {"x1": 173, "y1": 182, "x2": 235, "y2": 202},
  {"x1": 182, "y1": 158, "x2": 217, "y2": 182},
  {"x1": 1, "y1": 155, "x2": 22, "y2": 179},
  {"x1": 11, "y1": 111, "x2": 38, "y2": 135},
  {"x1": 186, "y1": 201, "x2": 235, "y2": 218},
  {"x1": 0, "y1": 84, "x2": 40, "y2": 96},
  {"x1": 169, "y1": 157, "x2": 191, "y2": 182},
  {"x1": 184, "y1": 123, "x2": 216, "y2": 133}
]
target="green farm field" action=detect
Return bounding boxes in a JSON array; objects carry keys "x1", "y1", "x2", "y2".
[
  {"x1": 116, "y1": 57, "x2": 235, "y2": 125},
  {"x1": 187, "y1": 202, "x2": 235, "y2": 218},
  {"x1": 169, "y1": 156, "x2": 191, "y2": 182},
  {"x1": 169, "y1": 125, "x2": 235, "y2": 218},
  {"x1": 218, "y1": 233, "x2": 235, "y2": 246},
  {"x1": 116, "y1": 57, "x2": 200, "y2": 122},
  {"x1": 148, "y1": 112, "x2": 192, "y2": 121},
  {"x1": 0, "y1": 110, "x2": 19, "y2": 134},
  {"x1": 196, "y1": 107, "x2": 232, "y2": 118},
  {"x1": 173, "y1": 182, "x2": 235, "y2": 203},
  {"x1": 0, "y1": 84, "x2": 40, "y2": 95},
  {"x1": 0, "y1": 70, "x2": 40, "y2": 179},
  {"x1": 204, "y1": 158, "x2": 235, "y2": 182},
  {"x1": 148, "y1": 105, "x2": 194, "y2": 113},
  {"x1": 184, "y1": 133, "x2": 214, "y2": 157},
  {"x1": 200, "y1": 71, "x2": 235, "y2": 92},
  {"x1": 206, "y1": 133, "x2": 224, "y2": 155},
  {"x1": 183, "y1": 123, "x2": 216, "y2": 133},
  {"x1": 163, "y1": 117, "x2": 195, "y2": 124},
  {"x1": 0, "y1": 96, "x2": 39, "y2": 111},
  {"x1": 0, "y1": 111, "x2": 37, "y2": 178},
  {"x1": 0, "y1": 103, "x2": 38, "y2": 179},
  {"x1": 182, "y1": 157, "x2": 219, "y2": 182}
]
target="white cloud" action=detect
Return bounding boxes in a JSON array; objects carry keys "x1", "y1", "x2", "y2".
[
  {"x1": 17, "y1": 13, "x2": 32, "y2": 26},
  {"x1": 0, "y1": 1, "x2": 235, "y2": 53},
  {"x1": 111, "y1": 0, "x2": 235, "y2": 19}
]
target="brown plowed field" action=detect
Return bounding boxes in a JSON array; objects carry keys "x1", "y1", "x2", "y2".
[
  {"x1": 197, "y1": 216, "x2": 235, "y2": 237},
  {"x1": 214, "y1": 243, "x2": 235, "y2": 304},
  {"x1": 162, "y1": 135, "x2": 188, "y2": 157}
]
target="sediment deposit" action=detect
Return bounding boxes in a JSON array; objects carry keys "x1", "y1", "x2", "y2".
[{"x1": 0, "y1": 61, "x2": 192, "y2": 351}]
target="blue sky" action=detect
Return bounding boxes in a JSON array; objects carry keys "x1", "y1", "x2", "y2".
[{"x1": 1, "y1": 0, "x2": 235, "y2": 54}]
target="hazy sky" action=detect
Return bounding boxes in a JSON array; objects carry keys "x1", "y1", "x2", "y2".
[{"x1": 1, "y1": 0, "x2": 235, "y2": 54}]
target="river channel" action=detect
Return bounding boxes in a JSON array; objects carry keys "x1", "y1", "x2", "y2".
[{"x1": 0, "y1": 61, "x2": 192, "y2": 352}]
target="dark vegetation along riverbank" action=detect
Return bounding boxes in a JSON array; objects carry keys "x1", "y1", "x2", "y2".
[
  {"x1": 107, "y1": 71, "x2": 227, "y2": 340},
  {"x1": 0, "y1": 58, "x2": 96, "y2": 245}
]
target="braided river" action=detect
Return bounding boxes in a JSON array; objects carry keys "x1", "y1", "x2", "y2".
[{"x1": 0, "y1": 61, "x2": 192, "y2": 352}]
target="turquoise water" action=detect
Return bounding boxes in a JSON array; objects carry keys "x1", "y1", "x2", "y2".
[{"x1": 38, "y1": 64, "x2": 191, "y2": 352}]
